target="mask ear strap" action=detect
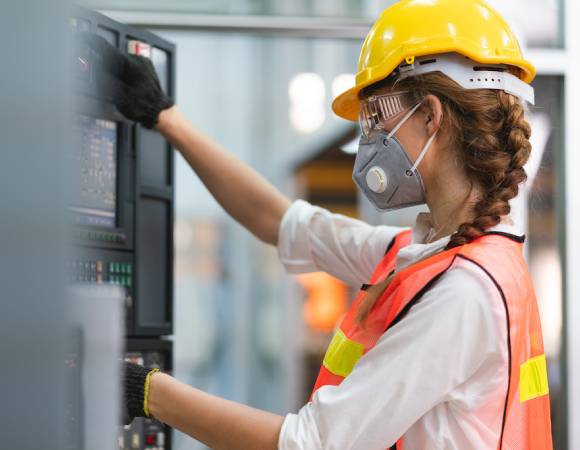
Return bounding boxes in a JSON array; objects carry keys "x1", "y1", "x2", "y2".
[
  {"x1": 387, "y1": 101, "x2": 423, "y2": 139},
  {"x1": 407, "y1": 130, "x2": 438, "y2": 176}
]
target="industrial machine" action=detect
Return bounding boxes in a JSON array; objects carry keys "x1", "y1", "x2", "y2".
[{"x1": 70, "y1": 7, "x2": 175, "y2": 450}]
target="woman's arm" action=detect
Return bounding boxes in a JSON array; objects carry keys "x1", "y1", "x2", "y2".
[
  {"x1": 148, "y1": 372, "x2": 284, "y2": 450},
  {"x1": 277, "y1": 201, "x2": 407, "y2": 286},
  {"x1": 130, "y1": 263, "x2": 504, "y2": 450},
  {"x1": 156, "y1": 106, "x2": 291, "y2": 246}
]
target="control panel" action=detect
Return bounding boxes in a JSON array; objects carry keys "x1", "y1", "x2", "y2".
[{"x1": 71, "y1": 6, "x2": 175, "y2": 337}]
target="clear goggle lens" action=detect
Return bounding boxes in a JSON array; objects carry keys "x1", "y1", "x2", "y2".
[{"x1": 358, "y1": 91, "x2": 409, "y2": 137}]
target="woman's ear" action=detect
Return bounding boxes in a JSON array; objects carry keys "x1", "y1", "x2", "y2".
[{"x1": 422, "y1": 94, "x2": 443, "y2": 135}]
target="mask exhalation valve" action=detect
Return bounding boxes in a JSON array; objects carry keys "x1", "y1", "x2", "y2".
[{"x1": 366, "y1": 166, "x2": 388, "y2": 193}]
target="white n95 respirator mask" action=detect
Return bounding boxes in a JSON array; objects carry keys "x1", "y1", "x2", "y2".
[{"x1": 353, "y1": 100, "x2": 437, "y2": 212}]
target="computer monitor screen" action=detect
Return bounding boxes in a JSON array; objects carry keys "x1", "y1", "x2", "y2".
[{"x1": 70, "y1": 115, "x2": 117, "y2": 228}]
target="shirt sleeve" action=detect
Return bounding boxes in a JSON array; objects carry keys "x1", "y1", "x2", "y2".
[
  {"x1": 277, "y1": 200, "x2": 407, "y2": 287},
  {"x1": 278, "y1": 260, "x2": 507, "y2": 450}
]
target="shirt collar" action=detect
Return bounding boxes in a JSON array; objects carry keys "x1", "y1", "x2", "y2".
[{"x1": 395, "y1": 213, "x2": 525, "y2": 272}]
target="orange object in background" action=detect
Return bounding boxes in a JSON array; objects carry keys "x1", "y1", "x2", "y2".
[{"x1": 297, "y1": 273, "x2": 348, "y2": 332}]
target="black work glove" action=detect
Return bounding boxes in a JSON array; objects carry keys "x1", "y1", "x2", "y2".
[
  {"x1": 123, "y1": 361, "x2": 159, "y2": 425},
  {"x1": 82, "y1": 34, "x2": 174, "y2": 128}
]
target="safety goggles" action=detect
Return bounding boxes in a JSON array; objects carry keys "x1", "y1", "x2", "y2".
[{"x1": 358, "y1": 91, "x2": 413, "y2": 138}]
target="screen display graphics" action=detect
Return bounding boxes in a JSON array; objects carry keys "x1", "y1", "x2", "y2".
[{"x1": 71, "y1": 115, "x2": 117, "y2": 228}]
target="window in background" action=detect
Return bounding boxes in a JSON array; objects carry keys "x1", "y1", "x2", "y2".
[{"x1": 486, "y1": 0, "x2": 562, "y2": 48}]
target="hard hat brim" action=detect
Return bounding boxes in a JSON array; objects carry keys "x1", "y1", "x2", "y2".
[
  {"x1": 332, "y1": 50, "x2": 536, "y2": 122},
  {"x1": 332, "y1": 83, "x2": 376, "y2": 123}
]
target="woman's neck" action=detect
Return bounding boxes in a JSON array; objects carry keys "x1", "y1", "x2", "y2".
[{"x1": 424, "y1": 170, "x2": 481, "y2": 242}]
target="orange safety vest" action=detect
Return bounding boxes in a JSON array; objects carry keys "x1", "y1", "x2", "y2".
[{"x1": 312, "y1": 230, "x2": 553, "y2": 450}]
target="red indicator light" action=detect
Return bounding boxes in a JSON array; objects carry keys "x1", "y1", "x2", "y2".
[
  {"x1": 145, "y1": 435, "x2": 156, "y2": 445},
  {"x1": 128, "y1": 40, "x2": 152, "y2": 58}
]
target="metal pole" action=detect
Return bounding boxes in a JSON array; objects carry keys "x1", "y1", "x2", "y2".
[
  {"x1": 99, "y1": 10, "x2": 371, "y2": 39},
  {"x1": 564, "y1": 0, "x2": 580, "y2": 447}
]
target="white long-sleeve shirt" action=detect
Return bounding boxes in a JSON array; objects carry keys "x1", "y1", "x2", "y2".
[{"x1": 277, "y1": 200, "x2": 524, "y2": 450}]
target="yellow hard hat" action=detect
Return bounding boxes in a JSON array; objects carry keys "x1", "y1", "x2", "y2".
[{"x1": 333, "y1": 0, "x2": 536, "y2": 121}]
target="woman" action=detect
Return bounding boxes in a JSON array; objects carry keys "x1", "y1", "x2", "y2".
[{"x1": 96, "y1": 0, "x2": 553, "y2": 448}]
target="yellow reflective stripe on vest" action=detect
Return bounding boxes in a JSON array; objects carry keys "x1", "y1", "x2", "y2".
[
  {"x1": 520, "y1": 354, "x2": 549, "y2": 403},
  {"x1": 322, "y1": 329, "x2": 364, "y2": 378}
]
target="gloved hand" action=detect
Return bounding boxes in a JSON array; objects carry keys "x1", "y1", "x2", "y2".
[
  {"x1": 123, "y1": 361, "x2": 159, "y2": 425},
  {"x1": 82, "y1": 34, "x2": 174, "y2": 128}
]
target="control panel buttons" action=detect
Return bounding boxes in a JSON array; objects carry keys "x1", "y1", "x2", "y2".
[{"x1": 69, "y1": 259, "x2": 133, "y2": 290}]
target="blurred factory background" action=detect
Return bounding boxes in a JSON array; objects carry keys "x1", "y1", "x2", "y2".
[
  {"x1": 2, "y1": 1, "x2": 578, "y2": 449},
  {"x1": 81, "y1": 1, "x2": 576, "y2": 448}
]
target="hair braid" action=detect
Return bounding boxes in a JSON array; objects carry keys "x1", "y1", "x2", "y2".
[{"x1": 447, "y1": 91, "x2": 532, "y2": 248}]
